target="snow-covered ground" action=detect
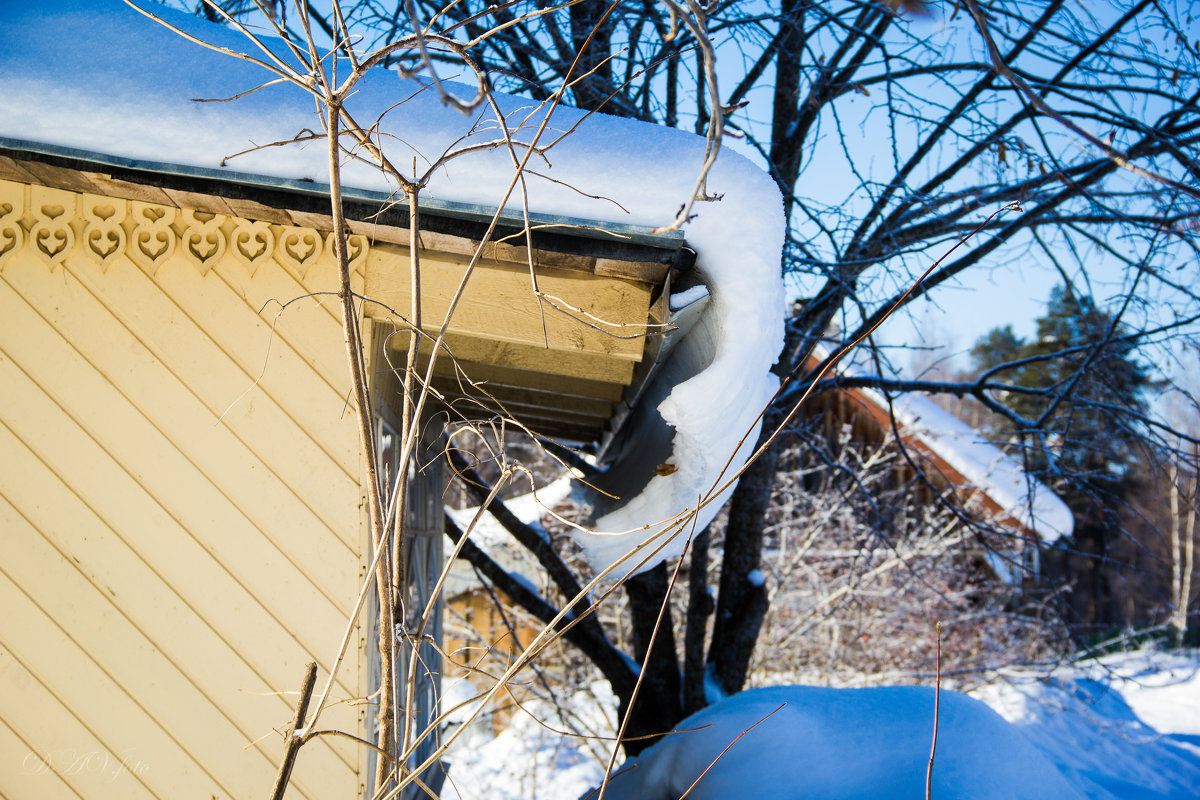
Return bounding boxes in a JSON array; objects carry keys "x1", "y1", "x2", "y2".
[
  {"x1": 439, "y1": 648, "x2": 1200, "y2": 799},
  {"x1": 974, "y1": 650, "x2": 1200, "y2": 800},
  {"x1": 439, "y1": 678, "x2": 621, "y2": 800}
]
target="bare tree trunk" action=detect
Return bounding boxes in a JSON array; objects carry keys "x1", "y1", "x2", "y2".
[
  {"x1": 1183, "y1": 455, "x2": 1197, "y2": 640},
  {"x1": 1171, "y1": 447, "x2": 1197, "y2": 644},
  {"x1": 769, "y1": 0, "x2": 805, "y2": 222},
  {"x1": 569, "y1": 0, "x2": 613, "y2": 111},
  {"x1": 325, "y1": 100, "x2": 396, "y2": 794},
  {"x1": 683, "y1": 525, "x2": 712, "y2": 716},
  {"x1": 1171, "y1": 456, "x2": 1183, "y2": 643},
  {"x1": 708, "y1": 423, "x2": 777, "y2": 696},
  {"x1": 621, "y1": 563, "x2": 683, "y2": 754}
]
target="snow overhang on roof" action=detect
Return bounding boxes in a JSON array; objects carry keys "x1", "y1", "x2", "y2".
[{"x1": 1, "y1": 0, "x2": 786, "y2": 577}]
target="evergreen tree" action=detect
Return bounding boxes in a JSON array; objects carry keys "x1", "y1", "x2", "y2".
[{"x1": 971, "y1": 286, "x2": 1152, "y2": 636}]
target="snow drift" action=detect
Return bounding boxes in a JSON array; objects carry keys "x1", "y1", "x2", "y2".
[{"x1": 439, "y1": 648, "x2": 1200, "y2": 800}]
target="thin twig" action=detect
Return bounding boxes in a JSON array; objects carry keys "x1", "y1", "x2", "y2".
[
  {"x1": 961, "y1": 0, "x2": 1200, "y2": 201},
  {"x1": 678, "y1": 703, "x2": 785, "y2": 799},
  {"x1": 926, "y1": 621, "x2": 942, "y2": 800}
]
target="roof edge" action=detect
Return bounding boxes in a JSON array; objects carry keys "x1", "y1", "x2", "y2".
[{"x1": 0, "y1": 136, "x2": 692, "y2": 264}]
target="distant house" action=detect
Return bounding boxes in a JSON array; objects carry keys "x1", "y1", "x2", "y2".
[
  {"x1": 1, "y1": 2, "x2": 784, "y2": 799},
  {"x1": 799, "y1": 346, "x2": 1074, "y2": 583}
]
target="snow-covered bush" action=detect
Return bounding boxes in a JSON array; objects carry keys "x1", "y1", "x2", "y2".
[{"x1": 730, "y1": 427, "x2": 1070, "y2": 689}]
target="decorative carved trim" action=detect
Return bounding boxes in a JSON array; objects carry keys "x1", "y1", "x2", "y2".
[
  {"x1": 0, "y1": 184, "x2": 23, "y2": 272},
  {"x1": 81, "y1": 192, "x2": 127, "y2": 272},
  {"x1": 29, "y1": 185, "x2": 75, "y2": 271},
  {"x1": 229, "y1": 219, "x2": 274, "y2": 276},
  {"x1": 0, "y1": 178, "x2": 368, "y2": 279},
  {"x1": 276, "y1": 225, "x2": 324, "y2": 280},
  {"x1": 180, "y1": 209, "x2": 227, "y2": 275},
  {"x1": 127, "y1": 201, "x2": 177, "y2": 275},
  {"x1": 325, "y1": 230, "x2": 367, "y2": 276}
]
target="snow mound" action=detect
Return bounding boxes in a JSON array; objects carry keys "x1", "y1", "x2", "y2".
[
  {"x1": 442, "y1": 679, "x2": 618, "y2": 800},
  {"x1": 0, "y1": 0, "x2": 785, "y2": 578},
  {"x1": 439, "y1": 649, "x2": 1200, "y2": 800},
  {"x1": 597, "y1": 685, "x2": 1087, "y2": 800}
]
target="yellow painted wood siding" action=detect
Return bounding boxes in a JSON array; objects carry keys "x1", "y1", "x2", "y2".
[{"x1": 0, "y1": 180, "x2": 368, "y2": 799}]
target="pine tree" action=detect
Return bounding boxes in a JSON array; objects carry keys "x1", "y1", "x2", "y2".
[{"x1": 971, "y1": 286, "x2": 1152, "y2": 636}]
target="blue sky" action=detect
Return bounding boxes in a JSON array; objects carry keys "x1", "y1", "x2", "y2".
[{"x1": 711, "y1": 5, "x2": 1197, "y2": 385}]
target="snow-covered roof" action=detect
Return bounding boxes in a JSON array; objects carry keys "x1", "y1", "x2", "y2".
[
  {"x1": 1, "y1": 0, "x2": 785, "y2": 576},
  {"x1": 809, "y1": 346, "x2": 1073, "y2": 542},
  {"x1": 443, "y1": 478, "x2": 573, "y2": 600},
  {"x1": 876, "y1": 390, "x2": 1074, "y2": 541}
]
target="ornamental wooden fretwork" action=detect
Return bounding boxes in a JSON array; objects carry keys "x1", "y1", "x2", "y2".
[{"x1": 0, "y1": 179, "x2": 368, "y2": 278}]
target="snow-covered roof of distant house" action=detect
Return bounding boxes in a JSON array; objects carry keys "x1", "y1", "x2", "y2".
[
  {"x1": 879, "y1": 391, "x2": 1073, "y2": 541},
  {"x1": 808, "y1": 347, "x2": 1073, "y2": 542},
  {"x1": 443, "y1": 477, "x2": 574, "y2": 600},
  {"x1": 0, "y1": 0, "x2": 785, "y2": 576}
]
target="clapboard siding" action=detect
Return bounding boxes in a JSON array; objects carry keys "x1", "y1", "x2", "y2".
[
  {"x1": 0, "y1": 180, "x2": 365, "y2": 798},
  {"x1": 41, "y1": 248, "x2": 362, "y2": 532},
  {"x1": 0, "y1": 255, "x2": 359, "y2": 570},
  {"x1": 0, "y1": 459, "x2": 353, "y2": 789},
  {"x1": 0, "y1": 568, "x2": 228, "y2": 795},
  {"x1": 0, "y1": 294, "x2": 355, "y2": 647},
  {"x1": 0, "y1": 422, "x2": 357, "y2": 770}
]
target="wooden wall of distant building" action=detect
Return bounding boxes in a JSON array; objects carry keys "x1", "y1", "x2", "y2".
[
  {"x1": 800, "y1": 379, "x2": 1036, "y2": 540},
  {"x1": 444, "y1": 587, "x2": 540, "y2": 733}
]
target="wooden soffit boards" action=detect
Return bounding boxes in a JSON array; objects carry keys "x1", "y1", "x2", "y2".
[
  {"x1": 364, "y1": 243, "x2": 653, "y2": 368},
  {"x1": 365, "y1": 250, "x2": 667, "y2": 441}
]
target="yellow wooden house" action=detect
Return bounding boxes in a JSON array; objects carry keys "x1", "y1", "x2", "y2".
[
  {"x1": 0, "y1": 2, "x2": 705, "y2": 795},
  {"x1": 0, "y1": 0, "x2": 794, "y2": 794},
  {"x1": 0, "y1": 138, "x2": 688, "y2": 798}
]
